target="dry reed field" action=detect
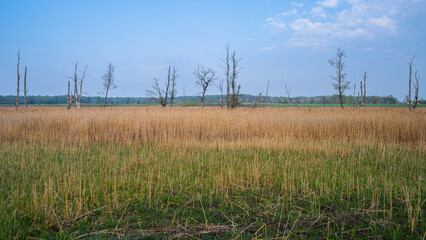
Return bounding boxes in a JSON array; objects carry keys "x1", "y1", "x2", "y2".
[{"x1": 0, "y1": 106, "x2": 425, "y2": 239}]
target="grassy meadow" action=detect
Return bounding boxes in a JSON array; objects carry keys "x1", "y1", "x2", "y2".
[{"x1": 0, "y1": 107, "x2": 425, "y2": 239}]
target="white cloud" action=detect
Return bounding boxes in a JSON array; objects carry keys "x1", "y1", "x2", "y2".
[
  {"x1": 280, "y1": 9, "x2": 298, "y2": 16},
  {"x1": 368, "y1": 15, "x2": 397, "y2": 33},
  {"x1": 264, "y1": 17, "x2": 286, "y2": 33},
  {"x1": 291, "y1": 1, "x2": 303, "y2": 7},
  {"x1": 285, "y1": 18, "x2": 366, "y2": 47},
  {"x1": 262, "y1": 45, "x2": 277, "y2": 51},
  {"x1": 311, "y1": 7, "x2": 327, "y2": 19},
  {"x1": 263, "y1": 0, "x2": 412, "y2": 48},
  {"x1": 318, "y1": 0, "x2": 339, "y2": 8}
]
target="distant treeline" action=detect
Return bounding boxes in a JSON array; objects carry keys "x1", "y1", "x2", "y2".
[{"x1": 2, "y1": 94, "x2": 424, "y2": 106}]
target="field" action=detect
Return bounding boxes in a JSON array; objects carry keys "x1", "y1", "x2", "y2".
[{"x1": 0, "y1": 107, "x2": 425, "y2": 239}]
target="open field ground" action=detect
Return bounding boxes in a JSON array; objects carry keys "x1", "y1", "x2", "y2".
[{"x1": 0, "y1": 107, "x2": 425, "y2": 239}]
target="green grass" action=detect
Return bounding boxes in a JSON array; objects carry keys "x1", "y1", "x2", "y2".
[{"x1": 1, "y1": 141, "x2": 424, "y2": 239}]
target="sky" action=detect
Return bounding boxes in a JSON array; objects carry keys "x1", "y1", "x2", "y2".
[{"x1": 0, "y1": 0, "x2": 425, "y2": 100}]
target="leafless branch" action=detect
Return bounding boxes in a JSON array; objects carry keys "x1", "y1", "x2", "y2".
[{"x1": 194, "y1": 65, "x2": 217, "y2": 107}]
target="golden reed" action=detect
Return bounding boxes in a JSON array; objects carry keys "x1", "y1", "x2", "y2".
[{"x1": 0, "y1": 107, "x2": 425, "y2": 148}]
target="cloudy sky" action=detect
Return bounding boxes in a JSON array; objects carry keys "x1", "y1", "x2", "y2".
[{"x1": 0, "y1": 0, "x2": 425, "y2": 100}]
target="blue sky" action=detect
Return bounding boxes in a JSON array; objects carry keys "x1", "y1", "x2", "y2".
[{"x1": 0, "y1": 0, "x2": 425, "y2": 100}]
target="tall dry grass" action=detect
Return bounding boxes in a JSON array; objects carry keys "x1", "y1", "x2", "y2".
[
  {"x1": 0, "y1": 106, "x2": 425, "y2": 238},
  {"x1": 0, "y1": 107, "x2": 425, "y2": 148}
]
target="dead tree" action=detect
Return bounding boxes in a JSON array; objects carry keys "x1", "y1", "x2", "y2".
[
  {"x1": 413, "y1": 71, "x2": 420, "y2": 110},
  {"x1": 146, "y1": 66, "x2": 173, "y2": 107},
  {"x1": 73, "y1": 62, "x2": 78, "y2": 108},
  {"x1": 408, "y1": 56, "x2": 415, "y2": 110},
  {"x1": 220, "y1": 43, "x2": 231, "y2": 109},
  {"x1": 170, "y1": 67, "x2": 178, "y2": 107},
  {"x1": 356, "y1": 91, "x2": 360, "y2": 108},
  {"x1": 77, "y1": 65, "x2": 87, "y2": 108},
  {"x1": 102, "y1": 63, "x2": 117, "y2": 108},
  {"x1": 352, "y1": 83, "x2": 356, "y2": 107},
  {"x1": 183, "y1": 86, "x2": 186, "y2": 105},
  {"x1": 230, "y1": 52, "x2": 242, "y2": 108},
  {"x1": 67, "y1": 81, "x2": 72, "y2": 110},
  {"x1": 263, "y1": 80, "x2": 270, "y2": 107},
  {"x1": 215, "y1": 78, "x2": 225, "y2": 108},
  {"x1": 363, "y1": 72, "x2": 366, "y2": 106},
  {"x1": 164, "y1": 66, "x2": 171, "y2": 107},
  {"x1": 285, "y1": 84, "x2": 299, "y2": 108},
  {"x1": 252, "y1": 92, "x2": 263, "y2": 109},
  {"x1": 146, "y1": 78, "x2": 166, "y2": 106},
  {"x1": 24, "y1": 66, "x2": 28, "y2": 109},
  {"x1": 67, "y1": 62, "x2": 88, "y2": 108},
  {"x1": 194, "y1": 65, "x2": 217, "y2": 107},
  {"x1": 329, "y1": 48, "x2": 350, "y2": 109},
  {"x1": 16, "y1": 50, "x2": 20, "y2": 109},
  {"x1": 360, "y1": 72, "x2": 367, "y2": 108}
]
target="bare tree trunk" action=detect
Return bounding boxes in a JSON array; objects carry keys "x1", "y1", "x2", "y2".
[
  {"x1": 163, "y1": 66, "x2": 171, "y2": 107},
  {"x1": 201, "y1": 92, "x2": 205, "y2": 107},
  {"x1": 183, "y1": 86, "x2": 185, "y2": 106},
  {"x1": 16, "y1": 50, "x2": 20, "y2": 109},
  {"x1": 103, "y1": 87, "x2": 109, "y2": 108},
  {"x1": 220, "y1": 80, "x2": 224, "y2": 108},
  {"x1": 67, "y1": 81, "x2": 71, "y2": 110},
  {"x1": 24, "y1": 66, "x2": 27, "y2": 109},
  {"x1": 230, "y1": 52, "x2": 241, "y2": 108},
  {"x1": 252, "y1": 92, "x2": 262, "y2": 109},
  {"x1": 77, "y1": 65, "x2": 87, "y2": 109},
  {"x1": 225, "y1": 44, "x2": 231, "y2": 109},
  {"x1": 352, "y1": 83, "x2": 356, "y2": 107},
  {"x1": 264, "y1": 80, "x2": 269, "y2": 108},
  {"x1": 73, "y1": 62, "x2": 78, "y2": 108},
  {"x1": 170, "y1": 66, "x2": 177, "y2": 107},
  {"x1": 363, "y1": 72, "x2": 366, "y2": 107},
  {"x1": 413, "y1": 71, "x2": 420, "y2": 110},
  {"x1": 359, "y1": 81, "x2": 363, "y2": 109},
  {"x1": 356, "y1": 91, "x2": 359, "y2": 108},
  {"x1": 408, "y1": 56, "x2": 415, "y2": 111},
  {"x1": 285, "y1": 84, "x2": 299, "y2": 108}
]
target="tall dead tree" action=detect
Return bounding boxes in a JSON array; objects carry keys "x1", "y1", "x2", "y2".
[
  {"x1": 67, "y1": 81, "x2": 72, "y2": 110},
  {"x1": 263, "y1": 80, "x2": 270, "y2": 107},
  {"x1": 352, "y1": 83, "x2": 356, "y2": 107},
  {"x1": 194, "y1": 65, "x2": 217, "y2": 107},
  {"x1": 230, "y1": 52, "x2": 242, "y2": 108},
  {"x1": 363, "y1": 72, "x2": 366, "y2": 106},
  {"x1": 24, "y1": 66, "x2": 28, "y2": 109},
  {"x1": 16, "y1": 50, "x2": 20, "y2": 109},
  {"x1": 408, "y1": 56, "x2": 415, "y2": 110},
  {"x1": 220, "y1": 43, "x2": 231, "y2": 109},
  {"x1": 164, "y1": 66, "x2": 171, "y2": 107},
  {"x1": 146, "y1": 66, "x2": 172, "y2": 107},
  {"x1": 183, "y1": 86, "x2": 186, "y2": 105},
  {"x1": 67, "y1": 62, "x2": 88, "y2": 108},
  {"x1": 413, "y1": 71, "x2": 420, "y2": 110},
  {"x1": 102, "y1": 63, "x2": 117, "y2": 108},
  {"x1": 77, "y1": 65, "x2": 87, "y2": 108},
  {"x1": 73, "y1": 62, "x2": 78, "y2": 108},
  {"x1": 285, "y1": 84, "x2": 299, "y2": 108},
  {"x1": 360, "y1": 72, "x2": 367, "y2": 108},
  {"x1": 170, "y1": 67, "x2": 178, "y2": 107},
  {"x1": 329, "y1": 48, "x2": 350, "y2": 109}
]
